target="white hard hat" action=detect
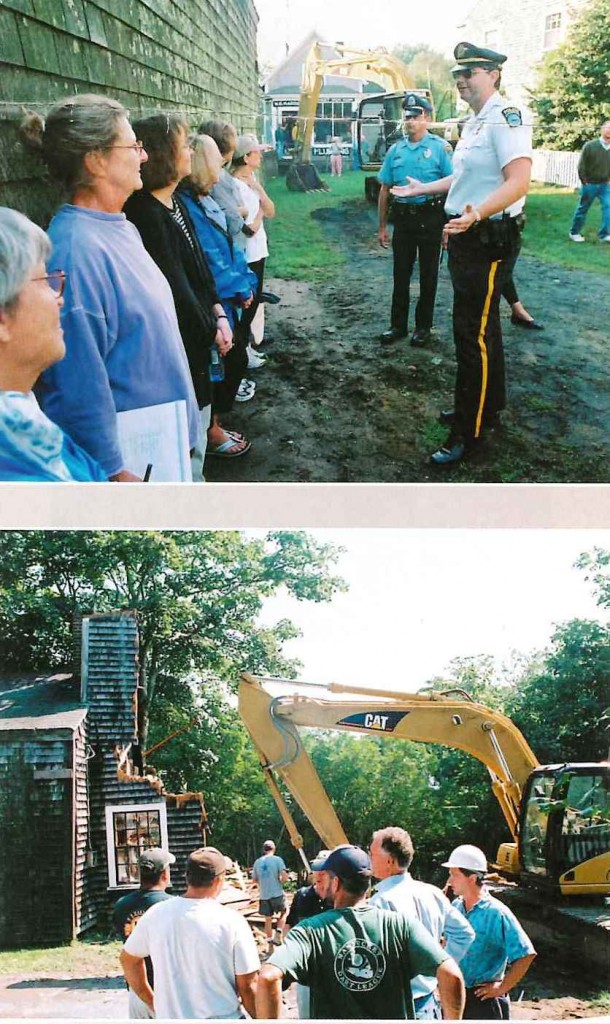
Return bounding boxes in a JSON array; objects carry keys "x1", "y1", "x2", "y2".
[{"x1": 442, "y1": 844, "x2": 487, "y2": 873}]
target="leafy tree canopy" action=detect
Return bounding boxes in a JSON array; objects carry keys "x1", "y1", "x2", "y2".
[
  {"x1": 392, "y1": 43, "x2": 456, "y2": 120},
  {"x1": 531, "y1": 0, "x2": 610, "y2": 149},
  {"x1": 0, "y1": 530, "x2": 346, "y2": 745}
]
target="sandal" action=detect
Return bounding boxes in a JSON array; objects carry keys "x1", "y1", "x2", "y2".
[{"x1": 206, "y1": 434, "x2": 252, "y2": 459}]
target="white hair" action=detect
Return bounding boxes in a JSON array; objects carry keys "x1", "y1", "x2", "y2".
[{"x1": 0, "y1": 208, "x2": 51, "y2": 309}]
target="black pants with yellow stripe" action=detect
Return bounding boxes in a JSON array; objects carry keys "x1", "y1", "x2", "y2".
[{"x1": 447, "y1": 223, "x2": 520, "y2": 444}]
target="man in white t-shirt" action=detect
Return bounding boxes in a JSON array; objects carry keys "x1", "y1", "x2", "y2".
[{"x1": 120, "y1": 846, "x2": 260, "y2": 1019}]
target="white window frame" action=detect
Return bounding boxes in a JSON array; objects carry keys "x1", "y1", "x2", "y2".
[
  {"x1": 105, "y1": 802, "x2": 168, "y2": 889},
  {"x1": 543, "y1": 12, "x2": 562, "y2": 50}
]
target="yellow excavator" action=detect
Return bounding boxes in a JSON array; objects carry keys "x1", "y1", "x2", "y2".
[
  {"x1": 238, "y1": 673, "x2": 610, "y2": 898},
  {"x1": 288, "y1": 42, "x2": 429, "y2": 193}
]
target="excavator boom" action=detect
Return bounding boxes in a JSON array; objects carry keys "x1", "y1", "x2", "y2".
[
  {"x1": 238, "y1": 673, "x2": 539, "y2": 853},
  {"x1": 296, "y1": 42, "x2": 416, "y2": 163}
]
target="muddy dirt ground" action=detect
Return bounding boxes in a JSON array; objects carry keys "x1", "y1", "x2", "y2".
[
  {"x1": 0, "y1": 948, "x2": 607, "y2": 1019},
  {"x1": 206, "y1": 199, "x2": 610, "y2": 484}
]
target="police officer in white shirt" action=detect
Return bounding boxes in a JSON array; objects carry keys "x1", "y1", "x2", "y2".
[{"x1": 392, "y1": 42, "x2": 532, "y2": 466}]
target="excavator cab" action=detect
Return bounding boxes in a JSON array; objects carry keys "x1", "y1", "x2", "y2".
[
  {"x1": 519, "y1": 763, "x2": 610, "y2": 896},
  {"x1": 356, "y1": 89, "x2": 434, "y2": 202}
]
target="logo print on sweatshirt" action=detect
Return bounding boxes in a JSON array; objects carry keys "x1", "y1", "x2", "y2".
[{"x1": 334, "y1": 938, "x2": 386, "y2": 992}]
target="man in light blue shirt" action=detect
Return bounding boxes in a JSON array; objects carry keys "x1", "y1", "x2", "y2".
[
  {"x1": 370, "y1": 827, "x2": 474, "y2": 1019},
  {"x1": 252, "y1": 839, "x2": 289, "y2": 956},
  {"x1": 443, "y1": 844, "x2": 536, "y2": 1019}
]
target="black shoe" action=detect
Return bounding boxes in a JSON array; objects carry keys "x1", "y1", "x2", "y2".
[
  {"x1": 411, "y1": 328, "x2": 432, "y2": 347},
  {"x1": 430, "y1": 437, "x2": 466, "y2": 466},
  {"x1": 260, "y1": 291, "x2": 281, "y2": 304},
  {"x1": 439, "y1": 409, "x2": 455, "y2": 425},
  {"x1": 510, "y1": 314, "x2": 544, "y2": 330},
  {"x1": 379, "y1": 327, "x2": 407, "y2": 345}
]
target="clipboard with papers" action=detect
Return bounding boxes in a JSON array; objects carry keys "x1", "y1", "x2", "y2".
[{"x1": 116, "y1": 400, "x2": 191, "y2": 482}]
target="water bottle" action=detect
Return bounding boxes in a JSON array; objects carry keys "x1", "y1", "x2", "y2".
[{"x1": 209, "y1": 346, "x2": 224, "y2": 382}]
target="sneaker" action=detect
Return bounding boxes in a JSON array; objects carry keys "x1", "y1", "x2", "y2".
[
  {"x1": 600, "y1": 235, "x2": 610, "y2": 243},
  {"x1": 235, "y1": 378, "x2": 256, "y2": 403},
  {"x1": 569, "y1": 233, "x2": 585, "y2": 242},
  {"x1": 247, "y1": 345, "x2": 266, "y2": 369}
]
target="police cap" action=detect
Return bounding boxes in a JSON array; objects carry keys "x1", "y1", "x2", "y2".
[
  {"x1": 402, "y1": 93, "x2": 434, "y2": 118},
  {"x1": 451, "y1": 40, "x2": 507, "y2": 74}
]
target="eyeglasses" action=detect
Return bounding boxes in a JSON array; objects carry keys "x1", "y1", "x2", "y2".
[
  {"x1": 31, "y1": 270, "x2": 66, "y2": 298},
  {"x1": 107, "y1": 141, "x2": 145, "y2": 153}
]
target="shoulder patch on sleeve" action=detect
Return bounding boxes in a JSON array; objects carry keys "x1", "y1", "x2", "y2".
[{"x1": 502, "y1": 106, "x2": 523, "y2": 127}]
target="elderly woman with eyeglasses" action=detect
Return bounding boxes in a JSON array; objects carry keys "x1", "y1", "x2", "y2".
[
  {"x1": 0, "y1": 208, "x2": 107, "y2": 481},
  {"x1": 21, "y1": 95, "x2": 200, "y2": 481}
]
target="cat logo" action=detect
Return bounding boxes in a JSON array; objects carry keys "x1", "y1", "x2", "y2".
[
  {"x1": 364, "y1": 713, "x2": 389, "y2": 730},
  {"x1": 337, "y1": 711, "x2": 408, "y2": 733}
]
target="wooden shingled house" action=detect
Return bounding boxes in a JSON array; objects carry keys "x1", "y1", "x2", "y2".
[{"x1": 0, "y1": 611, "x2": 207, "y2": 948}]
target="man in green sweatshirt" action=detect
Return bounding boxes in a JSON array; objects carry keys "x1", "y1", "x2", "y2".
[{"x1": 569, "y1": 120, "x2": 610, "y2": 242}]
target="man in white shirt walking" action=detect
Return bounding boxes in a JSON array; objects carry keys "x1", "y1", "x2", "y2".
[
  {"x1": 120, "y1": 846, "x2": 260, "y2": 1019},
  {"x1": 370, "y1": 826, "x2": 474, "y2": 1019}
]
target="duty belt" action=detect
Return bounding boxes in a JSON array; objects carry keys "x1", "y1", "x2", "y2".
[{"x1": 393, "y1": 198, "x2": 445, "y2": 215}]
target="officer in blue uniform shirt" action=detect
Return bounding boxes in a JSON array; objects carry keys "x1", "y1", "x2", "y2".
[
  {"x1": 377, "y1": 94, "x2": 453, "y2": 347},
  {"x1": 392, "y1": 43, "x2": 532, "y2": 465}
]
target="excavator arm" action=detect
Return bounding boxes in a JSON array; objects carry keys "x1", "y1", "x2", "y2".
[
  {"x1": 238, "y1": 673, "x2": 539, "y2": 859},
  {"x1": 296, "y1": 42, "x2": 416, "y2": 162}
]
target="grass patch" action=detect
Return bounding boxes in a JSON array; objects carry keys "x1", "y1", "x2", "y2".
[
  {"x1": 523, "y1": 184, "x2": 610, "y2": 274},
  {"x1": 264, "y1": 169, "x2": 364, "y2": 281},
  {"x1": 264, "y1": 174, "x2": 609, "y2": 280},
  {"x1": 0, "y1": 934, "x2": 121, "y2": 976}
]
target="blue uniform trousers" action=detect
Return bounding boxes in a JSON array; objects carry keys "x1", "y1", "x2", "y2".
[
  {"x1": 447, "y1": 219, "x2": 520, "y2": 444},
  {"x1": 390, "y1": 201, "x2": 445, "y2": 333}
]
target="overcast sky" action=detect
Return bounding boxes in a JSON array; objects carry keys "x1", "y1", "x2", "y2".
[
  {"x1": 254, "y1": 0, "x2": 474, "y2": 69},
  {"x1": 258, "y1": 530, "x2": 610, "y2": 690}
]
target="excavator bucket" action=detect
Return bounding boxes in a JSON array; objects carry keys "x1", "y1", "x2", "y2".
[{"x1": 286, "y1": 162, "x2": 330, "y2": 193}]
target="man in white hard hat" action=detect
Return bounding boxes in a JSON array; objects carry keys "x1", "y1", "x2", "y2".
[
  {"x1": 442, "y1": 845, "x2": 536, "y2": 1019},
  {"x1": 370, "y1": 827, "x2": 474, "y2": 1019}
]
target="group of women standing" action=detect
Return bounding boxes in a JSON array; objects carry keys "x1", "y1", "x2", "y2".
[{"x1": 0, "y1": 93, "x2": 274, "y2": 481}]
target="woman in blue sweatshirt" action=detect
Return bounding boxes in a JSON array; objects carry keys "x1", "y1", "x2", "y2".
[{"x1": 21, "y1": 95, "x2": 200, "y2": 481}]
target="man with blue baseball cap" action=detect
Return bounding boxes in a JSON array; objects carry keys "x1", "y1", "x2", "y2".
[
  {"x1": 257, "y1": 844, "x2": 465, "y2": 1019},
  {"x1": 378, "y1": 92, "x2": 453, "y2": 348}
]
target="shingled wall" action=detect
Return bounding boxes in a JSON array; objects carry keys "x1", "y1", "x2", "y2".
[{"x1": 0, "y1": 0, "x2": 260, "y2": 224}]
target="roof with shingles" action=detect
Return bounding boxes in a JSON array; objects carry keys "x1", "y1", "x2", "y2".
[{"x1": 0, "y1": 672, "x2": 86, "y2": 732}]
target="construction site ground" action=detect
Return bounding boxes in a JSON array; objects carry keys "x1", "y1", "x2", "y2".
[
  {"x1": 1, "y1": 882, "x2": 609, "y2": 1019},
  {"x1": 206, "y1": 197, "x2": 610, "y2": 484}
]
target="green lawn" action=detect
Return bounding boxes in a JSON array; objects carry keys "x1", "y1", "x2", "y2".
[
  {"x1": 265, "y1": 170, "x2": 363, "y2": 281},
  {"x1": 524, "y1": 183, "x2": 610, "y2": 274},
  {"x1": 0, "y1": 934, "x2": 121, "y2": 976},
  {"x1": 264, "y1": 170, "x2": 609, "y2": 279}
]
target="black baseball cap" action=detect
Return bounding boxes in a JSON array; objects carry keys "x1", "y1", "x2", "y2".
[{"x1": 317, "y1": 845, "x2": 372, "y2": 880}]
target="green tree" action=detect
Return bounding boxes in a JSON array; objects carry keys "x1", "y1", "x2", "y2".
[
  {"x1": 531, "y1": 0, "x2": 610, "y2": 149},
  {"x1": 0, "y1": 530, "x2": 346, "y2": 747},
  {"x1": 392, "y1": 43, "x2": 456, "y2": 120},
  {"x1": 507, "y1": 619, "x2": 610, "y2": 762}
]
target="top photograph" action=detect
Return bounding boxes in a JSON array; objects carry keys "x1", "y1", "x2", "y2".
[{"x1": 0, "y1": 0, "x2": 608, "y2": 484}]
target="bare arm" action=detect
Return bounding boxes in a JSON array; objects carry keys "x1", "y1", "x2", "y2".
[
  {"x1": 378, "y1": 184, "x2": 391, "y2": 248},
  {"x1": 236, "y1": 969, "x2": 258, "y2": 1018},
  {"x1": 444, "y1": 157, "x2": 531, "y2": 236},
  {"x1": 109, "y1": 469, "x2": 142, "y2": 482},
  {"x1": 256, "y1": 963, "x2": 284, "y2": 1018},
  {"x1": 475, "y1": 953, "x2": 536, "y2": 1001},
  {"x1": 251, "y1": 178, "x2": 275, "y2": 218},
  {"x1": 120, "y1": 951, "x2": 154, "y2": 1011},
  {"x1": 391, "y1": 174, "x2": 453, "y2": 199},
  {"x1": 436, "y1": 958, "x2": 465, "y2": 1020},
  {"x1": 280, "y1": 869, "x2": 289, "y2": 883}
]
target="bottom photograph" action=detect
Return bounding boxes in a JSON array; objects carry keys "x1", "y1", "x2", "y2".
[{"x1": 0, "y1": 528, "x2": 608, "y2": 1021}]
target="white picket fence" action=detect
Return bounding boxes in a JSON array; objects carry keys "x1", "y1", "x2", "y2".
[{"x1": 531, "y1": 149, "x2": 580, "y2": 188}]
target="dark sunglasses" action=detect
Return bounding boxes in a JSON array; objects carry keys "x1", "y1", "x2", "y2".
[{"x1": 452, "y1": 66, "x2": 494, "y2": 80}]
